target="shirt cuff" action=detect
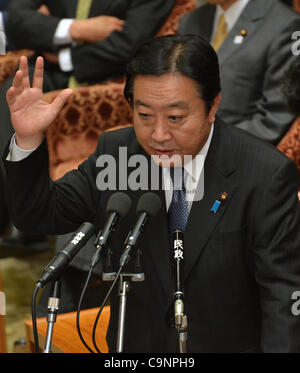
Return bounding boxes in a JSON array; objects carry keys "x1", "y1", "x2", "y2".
[
  {"x1": 0, "y1": 12, "x2": 4, "y2": 33},
  {"x1": 53, "y1": 18, "x2": 74, "y2": 45},
  {"x1": 6, "y1": 134, "x2": 37, "y2": 162},
  {"x1": 58, "y1": 47, "x2": 73, "y2": 72}
]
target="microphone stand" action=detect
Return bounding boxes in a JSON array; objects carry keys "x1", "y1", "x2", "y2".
[
  {"x1": 178, "y1": 314, "x2": 188, "y2": 353},
  {"x1": 102, "y1": 249, "x2": 144, "y2": 353},
  {"x1": 43, "y1": 280, "x2": 61, "y2": 353},
  {"x1": 116, "y1": 275, "x2": 129, "y2": 353},
  {"x1": 174, "y1": 298, "x2": 188, "y2": 353},
  {"x1": 173, "y1": 229, "x2": 188, "y2": 353}
]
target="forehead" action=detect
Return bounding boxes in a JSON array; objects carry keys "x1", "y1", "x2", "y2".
[{"x1": 133, "y1": 73, "x2": 200, "y2": 109}]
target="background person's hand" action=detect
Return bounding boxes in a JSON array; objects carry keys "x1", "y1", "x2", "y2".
[
  {"x1": 70, "y1": 15, "x2": 124, "y2": 43},
  {"x1": 42, "y1": 51, "x2": 59, "y2": 65},
  {"x1": 6, "y1": 56, "x2": 73, "y2": 150},
  {"x1": 37, "y1": 4, "x2": 50, "y2": 16}
]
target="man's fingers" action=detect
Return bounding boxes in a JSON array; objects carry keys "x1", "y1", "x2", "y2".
[
  {"x1": 19, "y1": 56, "x2": 30, "y2": 88},
  {"x1": 32, "y1": 56, "x2": 44, "y2": 90},
  {"x1": 12, "y1": 70, "x2": 24, "y2": 94},
  {"x1": 6, "y1": 86, "x2": 17, "y2": 106},
  {"x1": 51, "y1": 88, "x2": 73, "y2": 116}
]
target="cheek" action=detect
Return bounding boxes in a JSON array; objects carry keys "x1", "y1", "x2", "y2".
[
  {"x1": 174, "y1": 126, "x2": 201, "y2": 150},
  {"x1": 174, "y1": 120, "x2": 209, "y2": 155},
  {"x1": 134, "y1": 121, "x2": 152, "y2": 145}
]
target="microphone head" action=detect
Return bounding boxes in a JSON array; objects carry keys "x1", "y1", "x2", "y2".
[
  {"x1": 106, "y1": 192, "x2": 132, "y2": 219},
  {"x1": 59, "y1": 222, "x2": 95, "y2": 257},
  {"x1": 136, "y1": 192, "x2": 162, "y2": 217}
]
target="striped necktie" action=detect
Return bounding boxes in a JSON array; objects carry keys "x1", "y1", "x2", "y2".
[
  {"x1": 68, "y1": 0, "x2": 92, "y2": 89},
  {"x1": 211, "y1": 14, "x2": 228, "y2": 51},
  {"x1": 168, "y1": 167, "x2": 189, "y2": 236}
]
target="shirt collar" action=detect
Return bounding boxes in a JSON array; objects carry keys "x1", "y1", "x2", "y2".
[
  {"x1": 162, "y1": 122, "x2": 214, "y2": 188},
  {"x1": 215, "y1": 0, "x2": 250, "y2": 32},
  {"x1": 183, "y1": 122, "x2": 214, "y2": 182}
]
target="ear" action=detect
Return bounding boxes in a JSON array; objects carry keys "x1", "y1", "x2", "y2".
[{"x1": 208, "y1": 93, "x2": 221, "y2": 123}]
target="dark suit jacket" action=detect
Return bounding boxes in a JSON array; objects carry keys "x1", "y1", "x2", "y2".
[
  {"x1": 4, "y1": 119, "x2": 300, "y2": 352},
  {"x1": 178, "y1": 0, "x2": 300, "y2": 144},
  {"x1": 0, "y1": 0, "x2": 9, "y2": 10},
  {"x1": 6, "y1": 0, "x2": 175, "y2": 84}
]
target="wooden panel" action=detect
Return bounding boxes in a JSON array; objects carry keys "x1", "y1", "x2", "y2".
[{"x1": 25, "y1": 306, "x2": 110, "y2": 353}]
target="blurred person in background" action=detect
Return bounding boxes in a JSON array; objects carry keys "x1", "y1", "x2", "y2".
[{"x1": 178, "y1": 0, "x2": 300, "y2": 144}]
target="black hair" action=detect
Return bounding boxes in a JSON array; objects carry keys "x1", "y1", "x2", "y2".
[
  {"x1": 282, "y1": 56, "x2": 300, "y2": 117},
  {"x1": 124, "y1": 34, "x2": 221, "y2": 114}
]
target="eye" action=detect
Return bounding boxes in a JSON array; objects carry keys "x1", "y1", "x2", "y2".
[
  {"x1": 168, "y1": 115, "x2": 183, "y2": 123},
  {"x1": 138, "y1": 112, "x2": 151, "y2": 119}
]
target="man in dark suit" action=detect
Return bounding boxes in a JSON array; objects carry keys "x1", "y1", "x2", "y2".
[
  {"x1": 178, "y1": 0, "x2": 300, "y2": 145},
  {"x1": 0, "y1": 0, "x2": 175, "y2": 249},
  {"x1": 3, "y1": 35, "x2": 300, "y2": 352}
]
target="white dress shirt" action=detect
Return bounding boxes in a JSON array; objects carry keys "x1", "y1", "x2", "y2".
[
  {"x1": 163, "y1": 123, "x2": 214, "y2": 212},
  {"x1": 0, "y1": 12, "x2": 4, "y2": 33},
  {"x1": 211, "y1": 0, "x2": 250, "y2": 42},
  {"x1": 53, "y1": 19, "x2": 75, "y2": 72}
]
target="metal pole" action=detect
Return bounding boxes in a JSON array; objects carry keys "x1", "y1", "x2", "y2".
[
  {"x1": 43, "y1": 313, "x2": 56, "y2": 353},
  {"x1": 178, "y1": 315, "x2": 188, "y2": 353},
  {"x1": 43, "y1": 280, "x2": 61, "y2": 353},
  {"x1": 116, "y1": 277, "x2": 129, "y2": 353}
]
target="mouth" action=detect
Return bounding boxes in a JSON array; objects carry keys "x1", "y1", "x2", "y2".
[{"x1": 153, "y1": 148, "x2": 174, "y2": 157}]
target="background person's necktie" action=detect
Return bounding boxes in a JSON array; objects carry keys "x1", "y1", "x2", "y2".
[
  {"x1": 211, "y1": 14, "x2": 228, "y2": 51},
  {"x1": 68, "y1": 0, "x2": 92, "y2": 89}
]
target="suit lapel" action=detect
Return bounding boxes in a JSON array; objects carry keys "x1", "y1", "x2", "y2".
[
  {"x1": 183, "y1": 119, "x2": 238, "y2": 281},
  {"x1": 217, "y1": 0, "x2": 271, "y2": 65}
]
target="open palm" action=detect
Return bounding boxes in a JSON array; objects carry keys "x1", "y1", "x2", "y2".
[{"x1": 6, "y1": 56, "x2": 72, "y2": 148}]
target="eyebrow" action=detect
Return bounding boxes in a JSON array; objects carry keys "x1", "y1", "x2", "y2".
[{"x1": 134, "y1": 99, "x2": 189, "y2": 109}]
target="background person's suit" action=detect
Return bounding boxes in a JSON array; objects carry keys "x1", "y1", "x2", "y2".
[
  {"x1": 0, "y1": 0, "x2": 175, "y2": 152},
  {"x1": 6, "y1": 0, "x2": 175, "y2": 84},
  {"x1": 178, "y1": 0, "x2": 300, "y2": 144},
  {"x1": 4, "y1": 119, "x2": 300, "y2": 352}
]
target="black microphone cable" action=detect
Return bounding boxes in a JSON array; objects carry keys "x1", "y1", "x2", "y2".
[
  {"x1": 92, "y1": 265, "x2": 123, "y2": 353},
  {"x1": 91, "y1": 193, "x2": 162, "y2": 353},
  {"x1": 31, "y1": 282, "x2": 42, "y2": 353},
  {"x1": 76, "y1": 265, "x2": 96, "y2": 353},
  {"x1": 76, "y1": 192, "x2": 132, "y2": 352}
]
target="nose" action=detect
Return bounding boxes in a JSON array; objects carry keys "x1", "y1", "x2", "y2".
[{"x1": 152, "y1": 119, "x2": 172, "y2": 144}]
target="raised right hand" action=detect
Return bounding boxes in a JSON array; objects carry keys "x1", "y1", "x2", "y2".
[{"x1": 6, "y1": 56, "x2": 73, "y2": 150}]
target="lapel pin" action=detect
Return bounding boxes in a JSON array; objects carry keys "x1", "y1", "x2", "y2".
[
  {"x1": 240, "y1": 29, "x2": 247, "y2": 37},
  {"x1": 234, "y1": 29, "x2": 247, "y2": 45},
  {"x1": 210, "y1": 199, "x2": 221, "y2": 214},
  {"x1": 210, "y1": 192, "x2": 228, "y2": 214},
  {"x1": 220, "y1": 192, "x2": 229, "y2": 202}
]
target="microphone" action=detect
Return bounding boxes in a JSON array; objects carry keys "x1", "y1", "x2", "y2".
[
  {"x1": 90, "y1": 192, "x2": 132, "y2": 268},
  {"x1": 43, "y1": 280, "x2": 61, "y2": 353},
  {"x1": 120, "y1": 192, "x2": 162, "y2": 267},
  {"x1": 37, "y1": 222, "x2": 95, "y2": 286},
  {"x1": 173, "y1": 229, "x2": 185, "y2": 329}
]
